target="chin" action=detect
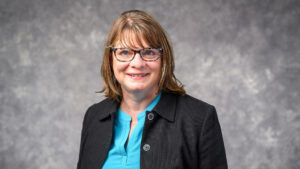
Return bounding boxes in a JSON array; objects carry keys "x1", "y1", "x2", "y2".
[
  {"x1": 126, "y1": 85, "x2": 154, "y2": 93},
  {"x1": 129, "y1": 86, "x2": 147, "y2": 92}
]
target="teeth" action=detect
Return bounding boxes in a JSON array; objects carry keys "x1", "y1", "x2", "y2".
[{"x1": 131, "y1": 74, "x2": 146, "y2": 77}]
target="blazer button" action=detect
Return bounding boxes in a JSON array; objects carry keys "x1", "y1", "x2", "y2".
[
  {"x1": 143, "y1": 144, "x2": 151, "y2": 151},
  {"x1": 147, "y1": 112, "x2": 154, "y2": 120}
]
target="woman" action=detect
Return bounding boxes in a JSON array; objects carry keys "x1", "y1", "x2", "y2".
[{"x1": 77, "y1": 10, "x2": 227, "y2": 169}]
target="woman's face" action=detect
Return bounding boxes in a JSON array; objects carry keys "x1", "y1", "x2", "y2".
[{"x1": 112, "y1": 35, "x2": 161, "y2": 96}]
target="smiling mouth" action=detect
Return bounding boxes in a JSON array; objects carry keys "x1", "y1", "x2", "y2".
[{"x1": 128, "y1": 73, "x2": 149, "y2": 77}]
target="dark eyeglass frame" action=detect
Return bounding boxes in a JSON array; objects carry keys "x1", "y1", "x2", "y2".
[{"x1": 110, "y1": 47, "x2": 163, "y2": 62}]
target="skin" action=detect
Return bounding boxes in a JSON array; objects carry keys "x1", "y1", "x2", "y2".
[{"x1": 112, "y1": 35, "x2": 161, "y2": 140}]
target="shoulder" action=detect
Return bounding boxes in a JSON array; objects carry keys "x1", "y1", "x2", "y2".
[
  {"x1": 177, "y1": 94, "x2": 213, "y2": 108},
  {"x1": 175, "y1": 93, "x2": 217, "y2": 125},
  {"x1": 86, "y1": 98, "x2": 116, "y2": 113},
  {"x1": 83, "y1": 98, "x2": 119, "y2": 126},
  {"x1": 177, "y1": 93, "x2": 215, "y2": 113}
]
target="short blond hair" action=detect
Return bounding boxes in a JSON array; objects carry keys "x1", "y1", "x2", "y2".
[{"x1": 100, "y1": 10, "x2": 185, "y2": 102}]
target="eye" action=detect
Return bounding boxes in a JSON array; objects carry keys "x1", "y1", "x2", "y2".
[
  {"x1": 121, "y1": 51, "x2": 129, "y2": 55},
  {"x1": 146, "y1": 51, "x2": 154, "y2": 55},
  {"x1": 116, "y1": 49, "x2": 132, "y2": 56},
  {"x1": 143, "y1": 49, "x2": 157, "y2": 56}
]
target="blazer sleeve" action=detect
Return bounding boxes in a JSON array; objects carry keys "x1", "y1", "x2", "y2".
[
  {"x1": 198, "y1": 106, "x2": 228, "y2": 169},
  {"x1": 77, "y1": 106, "x2": 93, "y2": 169}
]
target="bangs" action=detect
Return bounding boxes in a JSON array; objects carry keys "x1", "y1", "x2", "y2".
[{"x1": 114, "y1": 24, "x2": 161, "y2": 49}]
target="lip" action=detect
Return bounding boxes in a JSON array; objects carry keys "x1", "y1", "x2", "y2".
[{"x1": 127, "y1": 73, "x2": 149, "y2": 79}]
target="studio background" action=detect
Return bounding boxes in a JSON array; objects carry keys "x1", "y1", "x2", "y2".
[{"x1": 1, "y1": 0, "x2": 299, "y2": 169}]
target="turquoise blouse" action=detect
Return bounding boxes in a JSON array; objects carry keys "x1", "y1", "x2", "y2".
[{"x1": 102, "y1": 93, "x2": 161, "y2": 169}]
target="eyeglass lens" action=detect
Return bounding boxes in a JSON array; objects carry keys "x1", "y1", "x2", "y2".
[{"x1": 115, "y1": 48, "x2": 161, "y2": 61}]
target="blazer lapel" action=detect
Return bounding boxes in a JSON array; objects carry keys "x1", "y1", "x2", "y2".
[{"x1": 83, "y1": 99, "x2": 119, "y2": 169}]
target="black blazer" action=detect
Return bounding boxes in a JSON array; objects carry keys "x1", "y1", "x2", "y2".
[{"x1": 77, "y1": 92, "x2": 227, "y2": 169}]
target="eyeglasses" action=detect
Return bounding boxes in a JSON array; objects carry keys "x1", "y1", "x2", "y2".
[{"x1": 110, "y1": 47, "x2": 163, "y2": 62}]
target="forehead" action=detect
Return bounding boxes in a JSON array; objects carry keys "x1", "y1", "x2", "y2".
[{"x1": 113, "y1": 30, "x2": 150, "y2": 49}]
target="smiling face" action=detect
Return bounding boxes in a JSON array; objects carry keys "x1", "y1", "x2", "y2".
[
  {"x1": 112, "y1": 33, "x2": 162, "y2": 96},
  {"x1": 101, "y1": 10, "x2": 185, "y2": 101}
]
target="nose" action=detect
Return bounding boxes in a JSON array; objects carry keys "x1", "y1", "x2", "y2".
[{"x1": 130, "y1": 52, "x2": 145, "y2": 68}]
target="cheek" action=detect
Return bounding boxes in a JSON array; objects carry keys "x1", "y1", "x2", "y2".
[
  {"x1": 156, "y1": 59, "x2": 162, "y2": 74},
  {"x1": 112, "y1": 58, "x2": 128, "y2": 74},
  {"x1": 151, "y1": 60, "x2": 162, "y2": 78}
]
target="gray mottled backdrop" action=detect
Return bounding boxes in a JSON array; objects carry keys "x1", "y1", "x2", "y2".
[{"x1": 1, "y1": 0, "x2": 299, "y2": 169}]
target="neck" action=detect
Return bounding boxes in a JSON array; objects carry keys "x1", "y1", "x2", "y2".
[{"x1": 120, "y1": 89, "x2": 159, "y2": 118}]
